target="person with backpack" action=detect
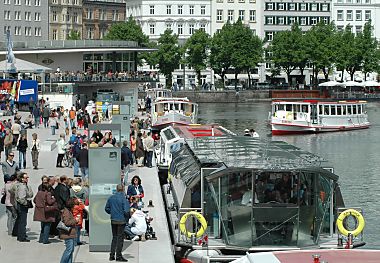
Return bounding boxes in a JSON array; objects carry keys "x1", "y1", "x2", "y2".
[{"x1": 16, "y1": 134, "x2": 28, "y2": 169}]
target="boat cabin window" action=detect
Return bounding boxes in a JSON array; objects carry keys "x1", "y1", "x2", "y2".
[
  {"x1": 336, "y1": 105, "x2": 342, "y2": 115},
  {"x1": 347, "y1": 105, "x2": 352, "y2": 114},
  {"x1": 324, "y1": 105, "x2": 330, "y2": 115},
  {"x1": 277, "y1": 104, "x2": 285, "y2": 111},
  {"x1": 301, "y1": 105, "x2": 308, "y2": 113},
  {"x1": 342, "y1": 105, "x2": 346, "y2": 115},
  {"x1": 358, "y1": 104, "x2": 362, "y2": 114},
  {"x1": 286, "y1": 104, "x2": 292, "y2": 111},
  {"x1": 353, "y1": 105, "x2": 357, "y2": 114},
  {"x1": 295, "y1": 104, "x2": 300, "y2": 112},
  {"x1": 319, "y1": 105, "x2": 323, "y2": 115},
  {"x1": 330, "y1": 105, "x2": 336, "y2": 115}
]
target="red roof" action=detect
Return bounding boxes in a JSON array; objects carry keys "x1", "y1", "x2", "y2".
[{"x1": 174, "y1": 125, "x2": 229, "y2": 139}]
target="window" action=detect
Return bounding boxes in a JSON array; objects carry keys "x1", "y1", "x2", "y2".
[
  {"x1": 278, "y1": 3, "x2": 284, "y2": 10},
  {"x1": 112, "y1": 10, "x2": 118, "y2": 21},
  {"x1": 167, "y1": 5, "x2": 171, "y2": 15},
  {"x1": 24, "y1": 26, "x2": 31, "y2": 36},
  {"x1": 249, "y1": 10, "x2": 256, "y2": 22},
  {"x1": 4, "y1": 25, "x2": 11, "y2": 34},
  {"x1": 87, "y1": 9, "x2": 93, "y2": 19},
  {"x1": 87, "y1": 27, "x2": 94, "y2": 39},
  {"x1": 265, "y1": 32, "x2": 274, "y2": 41},
  {"x1": 300, "y1": 3, "x2": 307, "y2": 11},
  {"x1": 189, "y1": 24, "x2": 194, "y2": 35},
  {"x1": 34, "y1": 0, "x2": 40, "y2": 6},
  {"x1": 337, "y1": 10, "x2": 343, "y2": 21},
  {"x1": 300, "y1": 17, "x2": 307, "y2": 25},
  {"x1": 149, "y1": 24, "x2": 155, "y2": 35},
  {"x1": 266, "y1": 16, "x2": 273, "y2": 25},
  {"x1": 14, "y1": 26, "x2": 21, "y2": 35},
  {"x1": 52, "y1": 29, "x2": 57, "y2": 40},
  {"x1": 347, "y1": 10, "x2": 353, "y2": 20},
  {"x1": 25, "y1": 11, "x2": 31, "y2": 21},
  {"x1": 356, "y1": 10, "x2": 362, "y2": 20},
  {"x1": 311, "y1": 3, "x2": 318, "y2": 11},
  {"x1": 228, "y1": 0, "x2": 234, "y2": 2},
  {"x1": 52, "y1": 0, "x2": 57, "y2": 3},
  {"x1": 239, "y1": 10, "x2": 244, "y2": 21},
  {"x1": 4, "y1": 10, "x2": 11, "y2": 20},
  {"x1": 227, "y1": 10, "x2": 234, "y2": 21},
  {"x1": 216, "y1": 10, "x2": 223, "y2": 21},
  {"x1": 73, "y1": 12, "x2": 78, "y2": 23},
  {"x1": 34, "y1": 27, "x2": 41, "y2": 36},
  {"x1": 365, "y1": 10, "x2": 371, "y2": 20},
  {"x1": 14, "y1": 11, "x2": 21, "y2": 20},
  {"x1": 100, "y1": 28, "x2": 107, "y2": 39},
  {"x1": 201, "y1": 5, "x2": 205, "y2": 15},
  {"x1": 34, "y1": 12, "x2": 41, "y2": 21},
  {"x1": 322, "y1": 3, "x2": 329, "y2": 11},
  {"x1": 200, "y1": 24, "x2": 205, "y2": 31},
  {"x1": 288, "y1": 17, "x2": 296, "y2": 25},
  {"x1": 100, "y1": 9, "x2": 105, "y2": 20},
  {"x1": 323, "y1": 17, "x2": 329, "y2": 24},
  {"x1": 311, "y1": 17, "x2": 317, "y2": 25},
  {"x1": 149, "y1": 5, "x2": 154, "y2": 15},
  {"x1": 4, "y1": 0, "x2": 10, "y2": 3},
  {"x1": 15, "y1": 0, "x2": 21, "y2": 5},
  {"x1": 289, "y1": 3, "x2": 296, "y2": 11},
  {"x1": 178, "y1": 5, "x2": 183, "y2": 15},
  {"x1": 278, "y1": 17, "x2": 285, "y2": 25},
  {"x1": 189, "y1": 5, "x2": 194, "y2": 15},
  {"x1": 337, "y1": 26, "x2": 344, "y2": 31},
  {"x1": 177, "y1": 24, "x2": 183, "y2": 35},
  {"x1": 25, "y1": 0, "x2": 30, "y2": 5},
  {"x1": 356, "y1": 26, "x2": 362, "y2": 34},
  {"x1": 166, "y1": 23, "x2": 171, "y2": 30},
  {"x1": 266, "y1": 3, "x2": 273, "y2": 10}
]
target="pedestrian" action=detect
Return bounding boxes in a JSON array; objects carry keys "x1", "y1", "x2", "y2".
[
  {"x1": 10, "y1": 172, "x2": 34, "y2": 242},
  {"x1": 33, "y1": 183, "x2": 58, "y2": 244},
  {"x1": 72, "y1": 197, "x2": 85, "y2": 246},
  {"x1": 143, "y1": 132, "x2": 154, "y2": 168},
  {"x1": 124, "y1": 208, "x2": 147, "y2": 241},
  {"x1": 1, "y1": 151, "x2": 20, "y2": 183},
  {"x1": 54, "y1": 175, "x2": 70, "y2": 210},
  {"x1": 56, "y1": 133, "x2": 66, "y2": 168},
  {"x1": 49, "y1": 110, "x2": 58, "y2": 135},
  {"x1": 2, "y1": 174, "x2": 17, "y2": 235},
  {"x1": 104, "y1": 184, "x2": 129, "y2": 262},
  {"x1": 63, "y1": 109, "x2": 69, "y2": 129},
  {"x1": 16, "y1": 134, "x2": 28, "y2": 169},
  {"x1": 77, "y1": 110, "x2": 84, "y2": 129},
  {"x1": 76, "y1": 142, "x2": 89, "y2": 181},
  {"x1": 83, "y1": 110, "x2": 91, "y2": 130},
  {"x1": 69, "y1": 107, "x2": 76, "y2": 129},
  {"x1": 42, "y1": 105, "x2": 50, "y2": 128},
  {"x1": 130, "y1": 134, "x2": 137, "y2": 165},
  {"x1": 28, "y1": 97, "x2": 34, "y2": 114},
  {"x1": 121, "y1": 140, "x2": 133, "y2": 170},
  {"x1": 11, "y1": 120, "x2": 21, "y2": 146},
  {"x1": 30, "y1": 133, "x2": 41, "y2": 169},
  {"x1": 126, "y1": 175, "x2": 144, "y2": 210},
  {"x1": 135, "y1": 132, "x2": 144, "y2": 167},
  {"x1": 0, "y1": 131, "x2": 5, "y2": 162},
  {"x1": 32, "y1": 106, "x2": 41, "y2": 128},
  {"x1": 59, "y1": 198, "x2": 78, "y2": 263},
  {"x1": 4, "y1": 129, "x2": 13, "y2": 157},
  {"x1": 71, "y1": 131, "x2": 82, "y2": 177}
]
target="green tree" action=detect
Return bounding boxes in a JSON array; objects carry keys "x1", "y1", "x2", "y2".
[
  {"x1": 184, "y1": 30, "x2": 210, "y2": 89},
  {"x1": 291, "y1": 23, "x2": 309, "y2": 84},
  {"x1": 229, "y1": 20, "x2": 263, "y2": 89},
  {"x1": 360, "y1": 21, "x2": 379, "y2": 80},
  {"x1": 153, "y1": 29, "x2": 181, "y2": 88},
  {"x1": 209, "y1": 23, "x2": 233, "y2": 89},
  {"x1": 334, "y1": 28, "x2": 349, "y2": 82},
  {"x1": 67, "y1": 30, "x2": 81, "y2": 40},
  {"x1": 342, "y1": 25, "x2": 363, "y2": 80},
  {"x1": 104, "y1": 16, "x2": 149, "y2": 46}
]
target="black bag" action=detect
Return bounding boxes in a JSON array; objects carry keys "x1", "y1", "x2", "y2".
[
  {"x1": 26, "y1": 200, "x2": 33, "y2": 209},
  {"x1": 56, "y1": 122, "x2": 59, "y2": 129},
  {"x1": 1, "y1": 194, "x2": 5, "y2": 204},
  {"x1": 32, "y1": 144, "x2": 37, "y2": 151}
]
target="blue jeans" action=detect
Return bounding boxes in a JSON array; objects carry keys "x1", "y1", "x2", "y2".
[
  {"x1": 80, "y1": 167, "x2": 89, "y2": 181},
  {"x1": 43, "y1": 117, "x2": 49, "y2": 128},
  {"x1": 70, "y1": 119, "x2": 75, "y2": 129},
  {"x1": 124, "y1": 224, "x2": 136, "y2": 239},
  {"x1": 146, "y1": 151, "x2": 153, "y2": 167},
  {"x1": 51, "y1": 126, "x2": 56, "y2": 135},
  {"x1": 39, "y1": 222, "x2": 51, "y2": 244},
  {"x1": 75, "y1": 226, "x2": 81, "y2": 245},
  {"x1": 34, "y1": 117, "x2": 39, "y2": 128},
  {"x1": 16, "y1": 205, "x2": 28, "y2": 241},
  {"x1": 19, "y1": 151, "x2": 26, "y2": 168},
  {"x1": 73, "y1": 159, "x2": 80, "y2": 176},
  {"x1": 60, "y1": 238, "x2": 75, "y2": 263}
]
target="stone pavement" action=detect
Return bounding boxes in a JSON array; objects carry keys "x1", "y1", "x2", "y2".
[{"x1": 0, "y1": 112, "x2": 174, "y2": 263}]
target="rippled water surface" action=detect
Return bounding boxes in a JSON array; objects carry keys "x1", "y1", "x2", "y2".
[{"x1": 198, "y1": 101, "x2": 380, "y2": 249}]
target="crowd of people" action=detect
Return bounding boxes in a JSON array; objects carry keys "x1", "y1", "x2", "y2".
[{"x1": 0, "y1": 98, "x2": 157, "y2": 262}]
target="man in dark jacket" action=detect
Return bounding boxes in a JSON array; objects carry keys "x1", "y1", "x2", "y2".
[
  {"x1": 54, "y1": 175, "x2": 70, "y2": 210},
  {"x1": 76, "y1": 143, "x2": 89, "y2": 181},
  {"x1": 121, "y1": 141, "x2": 133, "y2": 170},
  {"x1": 42, "y1": 106, "x2": 50, "y2": 128},
  {"x1": 105, "y1": 184, "x2": 129, "y2": 262}
]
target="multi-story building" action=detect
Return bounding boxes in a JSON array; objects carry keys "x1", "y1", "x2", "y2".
[
  {"x1": 1, "y1": 0, "x2": 48, "y2": 42},
  {"x1": 82, "y1": 0, "x2": 126, "y2": 40},
  {"x1": 127, "y1": 0, "x2": 212, "y2": 87},
  {"x1": 127, "y1": 0, "x2": 211, "y2": 41},
  {"x1": 49, "y1": 0, "x2": 83, "y2": 40}
]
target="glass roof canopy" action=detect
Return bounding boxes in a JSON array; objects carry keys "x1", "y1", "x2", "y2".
[{"x1": 170, "y1": 136, "x2": 334, "y2": 188}]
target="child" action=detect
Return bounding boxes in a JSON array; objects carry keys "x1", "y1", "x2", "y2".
[{"x1": 72, "y1": 198, "x2": 85, "y2": 246}]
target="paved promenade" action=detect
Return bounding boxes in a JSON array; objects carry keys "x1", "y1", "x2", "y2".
[{"x1": 0, "y1": 113, "x2": 174, "y2": 263}]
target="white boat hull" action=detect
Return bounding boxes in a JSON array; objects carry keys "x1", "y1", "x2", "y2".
[{"x1": 152, "y1": 112, "x2": 195, "y2": 128}]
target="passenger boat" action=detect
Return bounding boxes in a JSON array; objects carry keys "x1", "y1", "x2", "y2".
[
  {"x1": 162, "y1": 135, "x2": 366, "y2": 262},
  {"x1": 151, "y1": 97, "x2": 198, "y2": 128},
  {"x1": 146, "y1": 88, "x2": 172, "y2": 101},
  {"x1": 271, "y1": 100, "x2": 370, "y2": 135}
]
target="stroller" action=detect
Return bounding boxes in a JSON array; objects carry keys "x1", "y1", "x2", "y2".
[{"x1": 143, "y1": 211, "x2": 156, "y2": 240}]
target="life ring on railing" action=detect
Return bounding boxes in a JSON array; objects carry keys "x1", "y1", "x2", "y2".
[
  {"x1": 179, "y1": 211, "x2": 207, "y2": 238},
  {"x1": 336, "y1": 209, "x2": 365, "y2": 237}
]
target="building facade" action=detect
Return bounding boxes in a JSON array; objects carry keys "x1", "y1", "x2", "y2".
[
  {"x1": 82, "y1": 0, "x2": 126, "y2": 40},
  {"x1": 48, "y1": 0, "x2": 83, "y2": 40},
  {"x1": 1, "y1": 0, "x2": 48, "y2": 42}
]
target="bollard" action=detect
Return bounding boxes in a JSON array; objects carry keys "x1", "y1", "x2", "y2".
[{"x1": 147, "y1": 200, "x2": 154, "y2": 207}]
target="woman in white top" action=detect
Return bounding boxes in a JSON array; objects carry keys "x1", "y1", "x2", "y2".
[
  {"x1": 11, "y1": 121, "x2": 21, "y2": 146},
  {"x1": 56, "y1": 134, "x2": 66, "y2": 168},
  {"x1": 49, "y1": 110, "x2": 58, "y2": 135}
]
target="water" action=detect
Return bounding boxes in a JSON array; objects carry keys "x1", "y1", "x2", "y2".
[{"x1": 198, "y1": 101, "x2": 380, "y2": 249}]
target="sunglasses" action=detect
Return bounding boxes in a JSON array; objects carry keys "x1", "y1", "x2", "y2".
[{"x1": 9, "y1": 155, "x2": 14, "y2": 157}]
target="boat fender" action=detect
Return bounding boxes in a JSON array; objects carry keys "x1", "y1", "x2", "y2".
[
  {"x1": 179, "y1": 211, "x2": 207, "y2": 238},
  {"x1": 336, "y1": 209, "x2": 365, "y2": 237}
]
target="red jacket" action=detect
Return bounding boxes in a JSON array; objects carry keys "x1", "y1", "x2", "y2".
[{"x1": 72, "y1": 202, "x2": 85, "y2": 227}]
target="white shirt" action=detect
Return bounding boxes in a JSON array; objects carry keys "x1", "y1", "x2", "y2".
[{"x1": 128, "y1": 210, "x2": 147, "y2": 235}]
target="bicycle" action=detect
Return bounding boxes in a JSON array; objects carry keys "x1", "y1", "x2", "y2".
[{"x1": 63, "y1": 146, "x2": 74, "y2": 168}]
